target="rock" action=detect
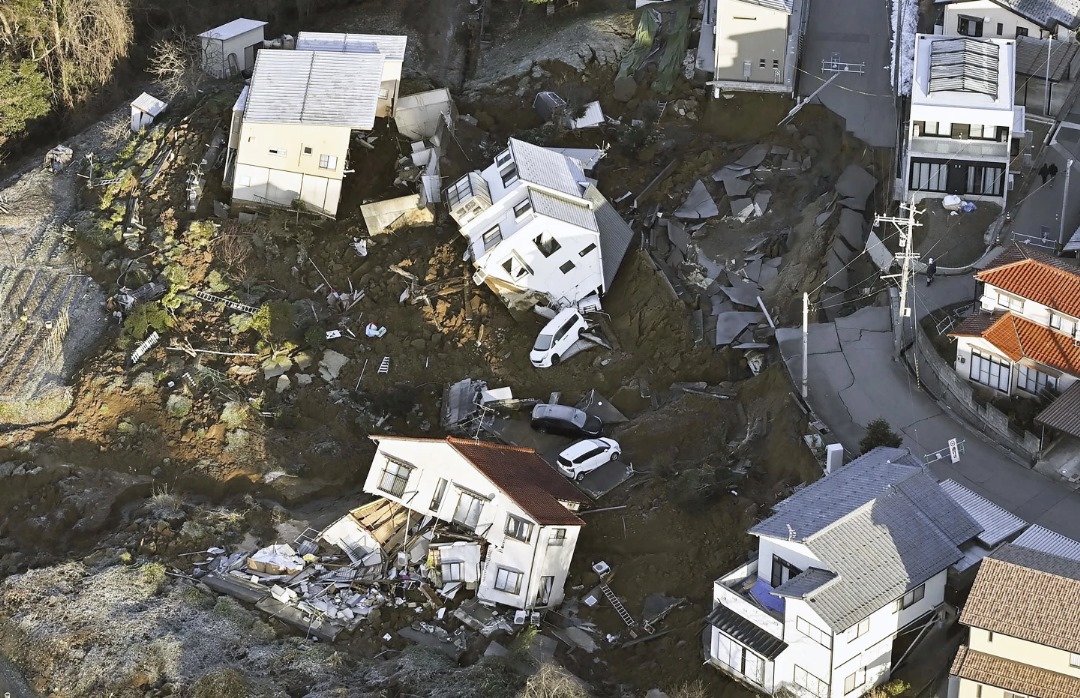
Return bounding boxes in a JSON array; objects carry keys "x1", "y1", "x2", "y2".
[
  {"x1": 294, "y1": 350, "x2": 315, "y2": 370},
  {"x1": 165, "y1": 394, "x2": 192, "y2": 418},
  {"x1": 613, "y1": 75, "x2": 637, "y2": 102},
  {"x1": 262, "y1": 355, "x2": 293, "y2": 380},
  {"x1": 228, "y1": 365, "x2": 258, "y2": 377},
  {"x1": 410, "y1": 339, "x2": 427, "y2": 350},
  {"x1": 319, "y1": 350, "x2": 350, "y2": 382},
  {"x1": 295, "y1": 373, "x2": 313, "y2": 386},
  {"x1": 275, "y1": 375, "x2": 291, "y2": 394}
]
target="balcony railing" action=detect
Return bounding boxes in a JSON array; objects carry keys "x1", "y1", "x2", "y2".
[
  {"x1": 910, "y1": 137, "x2": 1008, "y2": 159},
  {"x1": 714, "y1": 560, "x2": 785, "y2": 635}
]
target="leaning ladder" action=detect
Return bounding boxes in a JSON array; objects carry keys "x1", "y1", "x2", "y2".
[{"x1": 600, "y1": 584, "x2": 636, "y2": 629}]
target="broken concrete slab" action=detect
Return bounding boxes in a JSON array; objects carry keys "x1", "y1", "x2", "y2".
[
  {"x1": 360, "y1": 194, "x2": 434, "y2": 235},
  {"x1": 866, "y1": 230, "x2": 895, "y2": 271},
  {"x1": 398, "y1": 626, "x2": 465, "y2": 660},
  {"x1": 758, "y1": 263, "x2": 780, "y2": 287},
  {"x1": 563, "y1": 625, "x2": 598, "y2": 653},
  {"x1": 780, "y1": 158, "x2": 801, "y2": 175},
  {"x1": 752, "y1": 190, "x2": 771, "y2": 217},
  {"x1": 825, "y1": 249, "x2": 849, "y2": 290},
  {"x1": 319, "y1": 350, "x2": 350, "y2": 382},
  {"x1": 718, "y1": 284, "x2": 762, "y2": 308},
  {"x1": 575, "y1": 459, "x2": 634, "y2": 499},
  {"x1": 743, "y1": 258, "x2": 763, "y2": 283},
  {"x1": 674, "y1": 180, "x2": 718, "y2": 219},
  {"x1": 721, "y1": 175, "x2": 752, "y2": 197},
  {"x1": 838, "y1": 196, "x2": 865, "y2": 212},
  {"x1": 262, "y1": 355, "x2": 293, "y2": 380},
  {"x1": 715, "y1": 312, "x2": 766, "y2": 345},
  {"x1": 734, "y1": 143, "x2": 770, "y2": 169},
  {"x1": 837, "y1": 208, "x2": 867, "y2": 251},
  {"x1": 256, "y1": 597, "x2": 342, "y2": 641},
  {"x1": 832, "y1": 237, "x2": 854, "y2": 264},
  {"x1": 729, "y1": 197, "x2": 755, "y2": 221},
  {"x1": 665, "y1": 220, "x2": 691, "y2": 253},
  {"x1": 834, "y1": 164, "x2": 876, "y2": 203}
]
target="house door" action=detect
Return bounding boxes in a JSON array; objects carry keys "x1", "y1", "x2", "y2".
[
  {"x1": 743, "y1": 650, "x2": 765, "y2": 685},
  {"x1": 771, "y1": 555, "x2": 800, "y2": 588},
  {"x1": 946, "y1": 163, "x2": 968, "y2": 194},
  {"x1": 536, "y1": 576, "x2": 555, "y2": 606}
]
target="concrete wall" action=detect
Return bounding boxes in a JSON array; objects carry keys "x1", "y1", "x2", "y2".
[
  {"x1": 362, "y1": 438, "x2": 582, "y2": 609},
  {"x1": 755, "y1": 537, "x2": 823, "y2": 582},
  {"x1": 376, "y1": 59, "x2": 403, "y2": 118},
  {"x1": 969, "y1": 627, "x2": 1080, "y2": 677},
  {"x1": 942, "y1": 0, "x2": 1073, "y2": 41},
  {"x1": 713, "y1": 0, "x2": 791, "y2": 86}
]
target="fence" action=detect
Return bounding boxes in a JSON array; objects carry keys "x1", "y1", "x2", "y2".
[{"x1": 904, "y1": 313, "x2": 1042, "y2": 464}]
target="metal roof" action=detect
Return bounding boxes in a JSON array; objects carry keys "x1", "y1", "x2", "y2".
[
  {"x1": 197, "y1": 18, "x2": 267, "y2": 41},
  {"x1": 586, "y1": 185, "x2": 635, "y2": 292},
  {"x1": 295, "y1": 31, "x2": 407, "y2": 61},
  {"x1": 244, "y1": 50, "x2": 384, "y2": 128},
  {"x1": 508, "y1": 138, "x2": 586, "y2": 198},
  {"x1": 939, "y1": 480, "x2": 1027, "y2": 547},
  {"x1": 928, "y1": 38, "x2": 1000, "y2": 97},
  {"x1": 1013, "y1": 524, "x2": 1080, "y2": 561},
  {"x1": 707, "y1": 604, "x2": 788, "y2": 659},
  {"x1": 131, "y1": 93, "x2": 167, "y2": 116},
  {"x1": 771, "y1": 568, "x2": 838, "y2": 599},
  {"x1": 530, "y1": 190, "x2": 598, "y2": 232},
  {"x1": 1015, "y1": 35, "x2": 1079, "y2": 80},
  {"x1": 893, "y1": 471, "x2": 983, "y2": 546},
  {"x1": 1036, "y1": 381, "x2": 1080, "y2": 439},
  {"x1": 990, "y1": 0, "x2": 1080, "y2": 30}
]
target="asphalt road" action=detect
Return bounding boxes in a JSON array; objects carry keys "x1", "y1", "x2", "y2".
[{"x1": 0, "y1": 654, "x2": 36, "y2": 698}]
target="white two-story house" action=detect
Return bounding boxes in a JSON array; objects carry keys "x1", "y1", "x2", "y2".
[
  {"x1": 294, "y1": 32, "x2": 407, "y2": 118},
  {"x1": 707, "y1": 447, "x2": 983, "y2": 697},
  {"x1": 904, "y1": 34, "x2": 1021, "y2": 204},
  {"x1": 230, "y1": 48, "x2": 387, "y2": 217},
  {"x1": 362, "y1": 436, "x2": 588, "y2": 610},
  {"x1": 950, "y1": 543, "x2": 1080, "y2": 698},
  {"x1": 939, "y1": 0, "x2": 1080, "y2": 41},
  {"x1": 698, "y1": 0, "x2": 809, "y2": 96},
  {"x1": 949, "y1": 243, "x2": 1080, "y2": 398},
  {"x1": 446, "y1": 139, "x2": 634, "y2": 310}
]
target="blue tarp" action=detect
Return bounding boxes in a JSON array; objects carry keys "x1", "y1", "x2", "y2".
[{"x1": 749, "y1": 578, "x2": 786, "y2": 614}]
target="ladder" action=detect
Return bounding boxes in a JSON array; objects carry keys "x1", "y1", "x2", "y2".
[
  {"x1": 600, "y1": 584, "x2": 636, "y2": 629},
  {"x1": 657, "y1": 101, "x2": 669, "y2": 120},
  {"x1": 378, "y1": 356, "x2": 390, "y2": 374},
  {"x1": 191, "y1": 290, "x2": 259, "y2": 315}
]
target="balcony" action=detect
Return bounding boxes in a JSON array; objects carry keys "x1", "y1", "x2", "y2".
[
  {"x1": 909, "y1": 137, "x2": 1009, "y2": 160},
  {"x1": 713, "y1": 560, "x2": 785, "y2": 634}
]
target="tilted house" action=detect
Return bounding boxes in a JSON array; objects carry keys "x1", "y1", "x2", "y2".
[
  {"x1": 294, "y1": 32, "x2": 407, "y2": 118},
  {"x1": 230, "y1": 49, "x2": 386, "y2": 217},
  {"x1": 698, "y1": 0, "x2": 809, "y2": 96},
  {"x1": 939, "y1": 0, "x2": 1080, "y2": 41},
  {"x1": 904, "y1": 34, "x2": 1021, "y2": 204},
  {"x1": 707, "y1": 447, "x2": 982, "y2": 697},
  {"x1": 446, "y1": 139, "x2": 634, "y2": 310},
  {"x1": 362, "y1": 436, "x2": 589, "y2": 610},
  {"x1": 950, "y1": 543, "x2": 1080, "y2": 698}
]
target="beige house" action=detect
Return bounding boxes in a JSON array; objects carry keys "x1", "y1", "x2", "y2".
[
  {"x1": 294, "y1": 32, "x2": 407, "y2": 118},
  {"x1": 940, "y1": 0, "x2": 1080, "y2": 41},
  {"x1": 949, "y1": 543, "x2": 1080, "y2": 698},
  {"x1": 699, "y1": 0, "x2": 808, "y2": 96},
  {"x1": 230, "y1": 49, "x2": 386, "y2": 217}
]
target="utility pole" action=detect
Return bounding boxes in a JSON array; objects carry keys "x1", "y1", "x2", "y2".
[
  {"x1": 802, "y1": 292, "x2": 809, "y2": 399},
  {"x1": 1059, "y1": 159, "x2": 1074, "y2": 252},
  {"x1": 1046, "y1": 34, "x2": 1053, "y2": 116},
  {"x1": 875, "y1": 199, "x2": 922, "y2": 358}
]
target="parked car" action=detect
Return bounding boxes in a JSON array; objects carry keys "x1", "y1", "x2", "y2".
[
  {"x1": 557, "y1": 438, "x2": 621, "y2": 480},
  {"x1": 530, "y1": 404, "x2": 602, "y2": 438},
  {"x1": 530, "y1": 308, "x2": 587, "y2": 368}
]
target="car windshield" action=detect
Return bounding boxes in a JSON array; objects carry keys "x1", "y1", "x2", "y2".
[{"x1": 533, "y1": 334, "x2": 554, "y2": 351}]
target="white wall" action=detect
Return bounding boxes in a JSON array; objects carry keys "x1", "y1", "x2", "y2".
[
  {"x1": 377, "y1": 59, "x2": 403, "y2": 118},
  {"x1": 942, "y1": 0, "x2": 1073, "y2": 41},
  {"x1": 969, "y1": 626, "x2": 1080, "y2": 677},
  {"x1": 953, "y1": 335, "x2": 1078, "y2": 396},
  {"x1": 233, "y1": 164, "x2": 342, "y2": 215},
  {"x1": 362, "y1": 438, "x2": 583, "y2": 609},
  {"x1": 755, "y1": 537, "x2": 823, "y2": 583},
  {"x1": 777, "y1": 599, "x2": 835, "y2": 697},
  {"x1": 981, "y1": 282, "x2": 1080, "y2": 329},
  {"x1": 201, "y1": 26, "x2": 265, "y2": 79}
]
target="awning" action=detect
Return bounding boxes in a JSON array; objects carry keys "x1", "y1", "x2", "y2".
[
  {"x1": 1036, "y1": 381, "x2": 1080, "y2": 438},
  {"x1": 706, "y1": 604, "x2": 787, "y2": 660}
]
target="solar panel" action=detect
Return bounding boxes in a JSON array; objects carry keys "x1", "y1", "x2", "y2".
[{"x1": 928, "y1": 38, "x2": 1000, "y2": 97}]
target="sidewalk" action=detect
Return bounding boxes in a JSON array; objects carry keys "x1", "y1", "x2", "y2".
[{"x1": 776, "y1": 284, "x2": 1080, "y2": 540}]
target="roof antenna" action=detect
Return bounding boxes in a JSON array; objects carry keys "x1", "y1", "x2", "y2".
[{"x1": 787, "y1": 524, "x2": 797, "y2": 541}]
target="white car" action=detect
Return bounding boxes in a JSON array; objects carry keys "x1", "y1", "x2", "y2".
[
  {"x1": 530, "y1": 308, "x2": 587, "y2": 368},
  {"x1": 557, "y1": 438, "x2": 621, "y2": 480}
]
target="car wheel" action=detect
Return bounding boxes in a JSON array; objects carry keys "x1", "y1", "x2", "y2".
[
  {"x1": 610, "y1": 451, "x2": 620, "y2": 462},
  {"x1": 575, "y1": 472, "x2": 585, "y2": 481},
  {"x1": 550, "y1": 354, "x2": 561, "y2": 366}
]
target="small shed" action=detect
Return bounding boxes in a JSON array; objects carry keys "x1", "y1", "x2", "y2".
[
  {"x1": 130, "y1": 93, "x2": 168, "y2": 133},
  {"x1": 395, "y1": 88, "x2": 457, "y2": 141},
  {"x1": 198, "y1": 17, "x2": 268, "y2": 79}
]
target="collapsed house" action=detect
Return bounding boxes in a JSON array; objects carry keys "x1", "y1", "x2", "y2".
[
  {"x1": 445, "y1": 138, "x2": 634, "y2": 311},
  {"x1": 361, "y1": 436, "x2": 589, "y2": 610}
]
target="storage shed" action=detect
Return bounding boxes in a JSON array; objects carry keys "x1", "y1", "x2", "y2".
[
  {"x1": 130, "y1": 93, "x2": 167, "y2": 133},
  {"x1": 198, "y1": 18, "x2": 268, "y2": 79}
]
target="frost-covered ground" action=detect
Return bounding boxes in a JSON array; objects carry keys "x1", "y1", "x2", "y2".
[{"x1": 892, "y1": 0, "x2": 919, "y2": 95}]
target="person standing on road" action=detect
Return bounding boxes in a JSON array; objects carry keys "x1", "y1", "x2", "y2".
[
  {"x1": 926, "y1": 257, "x2": 937, "y2": 286},
  {"x1": 1049, "y1": 163, "x2": 1059, "y2": 185},
  {"x1": 1040, "y1": 163, "x2": 1050, "y2": 184}
]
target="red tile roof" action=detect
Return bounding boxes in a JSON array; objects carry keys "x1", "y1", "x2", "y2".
[
  {"x1": 950, "y1": 311, "x2": 1080, "y2": 375},
  {"x1": 951, "y1": 646, "x2": 1080, "y2": 698},
  {"x1": 977, "y1": 244, "x2": 1080, "y2": 318},
  {"x1": 447, "y1": 437, "x2": 587, "y2": 526}
]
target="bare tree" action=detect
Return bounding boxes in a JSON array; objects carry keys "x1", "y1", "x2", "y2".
[{"x1": 148, "y1": 28, "x2": 206, "y2": 99}]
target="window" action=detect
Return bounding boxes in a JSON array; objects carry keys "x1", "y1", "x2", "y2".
[
  {"x1": 482, "y1": 225, "x2": 502, "y2": 251},
  {"x1": 319, "y1": 154, "x2": 338, "y2": 170},
  {"x1": 772, "y1": 59, "x2": 779, "y2": 69},
  {"x1": 377, "y1": 457, "x2": 412, "y2": 497},
  {"x1": 970, "y1": 350, "x2": 1011, "y2": 392},
  {"x1": 442, "y1": 561, "x2": 463, "y2": 582},
  {"x1": 951, "y1": 123, "x2": 970, "y2": 139},
  {"x1": 431, "y1": 478, "x2": 448, "y2": 511},
  {"x1": 1016, "y1": 26, "x2": 1029, "y2": 37},
  {"x1": 501, "y1": 252, "x2": 533, "y2": 279},
  {"x1": 1017, "y1": 365, "x2": 1057, "y2": 395},
  {"x1": 494, "y1": 567, "x2": 523, "y2": 594},
  {"x1": 996, "y1": 292, "x2": 1025, "y2": 312},
  {"x1": 536, "y1": 576, "x2": 555, "y2": 605},
  {"x1": 559, "y1": 260, "x2": 576, "y2": 274},
  {"x1": 495, "y1": 149, "x2": 513, "y2": 167},
  {"x1": 996, "y1": 22, "x2": 1003, "y2": 35},
  {"x1": 957, "y1": 16, "x2": 983, "y2": 36},
  {"x1": 505, "y1": 514, "x2": 534, "y2": 542},
  {"x1": 898, "y1": 583, "x2": 926, "y2": 611},
  {"x1": 910, "y1": 160, "x2": 948, "y2": 192},
  {"x1": 967, "y1": 163, "x2": 1005, "y2": 196},
  {"x1": 514, "y1": 199, "x2": 533, "y2": 219},
  {"x1": 579, "y1": 242, "x2": 597, "y2": 257},
  {"x1": 796, "y1": 617, "x2": 832, "y2": 649},
  {"x1": 851, "y1": 617, "x2": 870, "y2": 640},
  {"x1": 303, "y1": 147, "x2": 313, "y2": 155},
  {"x1": 721, "y1": 644, "x2": 765, "y2": 686},
  {"x1": 453, "y1": 490, "x2": 485, "y2": 529},
  {"x1": 501, "y1": 164, "x2": 519, "y2": 187},
  {"x1": 1050, "y1": 312, "x2": 1077, "y2": 337},
  {"x1": 793, "y1": 665, "x2": 829, "y2": 698},
  {"x1": 913, "y1": 121, "x2": 947, "y2": 137},
  {"x1": 268, "y1": 148, "x2": 286, "y2": 157},
  {"x1": 844, "y1": 668, "x2": 866, "y2": 694},
  {"x1": 549, "y1": 528, "x2": 567, "y2": 546},
  {"x1": 759, "y1": 58, "x2": 766, "y2": 68},
  {"x1": 534, "y1": 233, "x2": 561, "y2": 257},
  {"x1": 771, "y1": 555, "x2": 801, "y2": 587},
  {"x1": 1070, "y1": 652, "x2": 1080, "y2": 667}
]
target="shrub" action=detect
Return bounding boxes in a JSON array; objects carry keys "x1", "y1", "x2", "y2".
[
  {"x1": 162, "y1": 263, "x2": 190, "y2": 289},
  {"x1": 120, "y1": 301, "x2": 173, "y2": 348},
  {"x1": 859, "y1": 418, "x2": 903, "y2": 454},
  {"x1": 250, "y1": 301, "x2": 295, "y2": 345},
  {"x1": 0, "y1": 60, "x2": 52, "y2": 151},
  {"x1": 187, "y1": 220, "x2": 217, "y2": 248},
  {"x1": 139, "y1": 562, "x2": 167, "y2": 594},
  {"x1": 864, "y1": 680, "x2": 910, "y2": 698},
  {"x1": 191, "y1": 667, "x2": 250, "y2": 698}
]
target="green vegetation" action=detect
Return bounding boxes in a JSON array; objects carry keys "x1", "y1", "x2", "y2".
[
  {"x1": 859, "y1": 418, "x2": 903, "y2": 454},
  {"x1": 0, "y1": 60, "x2": 51, "y2": 149},
  {"x1": 250, "y1": 301, "x2": 296, "y2": 346},
  {"x1": 191, "y1": 667, "x2": 250, "y2": 698},
  {"x1": 120, "y1": 301, "x2": 173, "y2": 348},
  {"x1": 863, "y1": 679, "x2": 910, "y2": 698},
  {"x1": 139, "y1": 562, "x2": 167, "y2": 594}
]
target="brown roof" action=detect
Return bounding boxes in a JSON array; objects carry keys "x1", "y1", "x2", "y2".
[
  {"x1": 949, "y1": 311, "x2": 1080, "y2": 375},
  {"x1": 950, "y1": 646, "x2": 1080, "y2": 698},
  {"x1": 959, "y1": 544, "x2": 1080, "y2": 653},
  {"x1": 950, "y1": 313, "x2": 1000, "y2": 337},
  {"x1": 977, "y1": 244, "x2": 1080, "y2": 318},
  {"x1": 1036, "y1": 381, "x2": 1080, "y2": 438},
  {"x1": 447, "y1": 437, "x2": 587, "y2": 526}
]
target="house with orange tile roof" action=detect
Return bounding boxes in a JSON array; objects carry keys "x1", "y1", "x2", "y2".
[
  {"x1": 949, "y1": 244, "x2": 1080, "y2": 402},
  {"x1": 361, "y1": 435, "x2": 589, "y2": 610}
]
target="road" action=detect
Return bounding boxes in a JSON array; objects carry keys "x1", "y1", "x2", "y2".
[
  {"x1": 776, "y1": 293, "x2": 1080, "y2": 540},
  {"x1": 0, "y1": 653, "x2": 37, "y2": 698}
]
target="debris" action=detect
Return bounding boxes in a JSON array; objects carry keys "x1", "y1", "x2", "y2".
[
  {"x1": 352, "y1": 238, "x2": 368, "y2": 257},
  {"x1": 729, "y1": 197, "x2": 754, "y2": 221},
  {"x1": 360, "y1": 194, "x2": 434, "y2": 235},
  {"x1": 43, "y1": 145, "x2": 74, "y2": 173},
  {"x1": 262, "y1": 355, "x2": 293, "y2": 380},
  {"x1": 318, "y1": 350, "x2": 350, "y2": 382},
  {"x1": 715, "y1": 312, "x2": 767, "y2": 346},
  {"x1": 129, "y1": 331, "x2": 160, "y2": 365},
  {"x1": 834, "y1": 164, "x2": 877, "y2": 202},
  {"x1": 326, "y1": 330, "x2": 342, "y2": 340},
  {"x1": 248, "y1": 544, "x2": 305, "y2": 576},
  {"x1": 365, "y1": 323, "x2": 387, "y2": 338},
  {"x1": 673, "y1": 180, "x2": 718, "y2": 219}
]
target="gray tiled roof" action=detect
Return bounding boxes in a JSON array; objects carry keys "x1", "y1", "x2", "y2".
[
  {"x1": 803, "y1": 492, "x2": 964, "y2": 630},
  {"x1": 991, "y1": 0, "x2": 1080, "y2": 30},
  {"x1": 893, "y1": 471, "x2": 982, "y2": 546},
  {"x1": 749, "y1": 447, "x2": 920, "y2": 541},
  {"x1": 1014, "y1": 524, "x2": 1080, "y2": 561},
  {"x1": 585, "y1": 185, "x2": 635, "y2": 292},
  {"x1": 530, "y1": 190, "x2": 598, "y2": 232},
  {"x1": 771, "y1": 568, "x2": 838, "y2": 599},
  {"x1": 707, "y1": 604, "x2": 788, "y2": 659},
  {"x1": 939, "y1": 480, "x2": 1026, "y2": 547},
  {"x1": 509, "y1": 139, "x2": 586, "y2": 198}
]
